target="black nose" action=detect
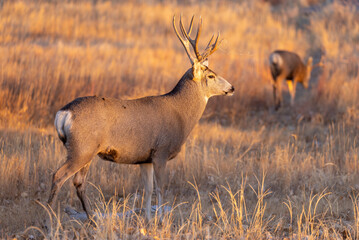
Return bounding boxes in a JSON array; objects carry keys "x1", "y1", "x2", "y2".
[{"x1": 230, "y1": 86, "x2": 235, "y2": 92}]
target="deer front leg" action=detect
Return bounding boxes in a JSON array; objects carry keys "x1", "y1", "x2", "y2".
[
  {"x1": 272, "y1": 82, "x2": 277, "y2": 109},
  {"x1": 153, "y1": 160, "x2": 167, "y2": 220},
  {"x1": 273, "y1": 80, "x2": 283, "y2": 111},
  {"x1": 140, "y1": 163, "x2": 154, "y2": 221},
  {"x1": 286, "y1": 80, "x2": 296, "y2": 107}
]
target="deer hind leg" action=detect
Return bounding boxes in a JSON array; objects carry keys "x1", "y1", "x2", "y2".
[
  {"x1": 286, "y1": 80, "x2": 296, "y2": 107},
  {"x1": 140, "y1": 163, "x2": 154, "y2": 221},
  {"x1": 73, "y1": 162, "x2": 92, "y2": 219},
  {"x1": 47, "y1": 153, "x2": 94, "y2": 211}
]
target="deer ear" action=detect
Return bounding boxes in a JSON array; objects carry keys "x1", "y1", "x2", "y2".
[
  {"x1": 192, "y1": 61, "x2": 203, "y2": 81},
  {"x1": 202, "y1": 59, "x2": 209, "y2": 67}
]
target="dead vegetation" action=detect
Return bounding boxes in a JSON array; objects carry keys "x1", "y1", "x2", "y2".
[{"x1": 1, "y1": 0, "x2": 359, "y2": 239}]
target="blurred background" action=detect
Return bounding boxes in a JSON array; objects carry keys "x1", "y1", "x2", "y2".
[{"x1": 2, "y1": 0, "x2": 358, "y2": 129}]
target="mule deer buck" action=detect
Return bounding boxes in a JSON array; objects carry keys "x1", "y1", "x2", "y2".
[
  {"x1": 269, "y1": 50, "x2": 313, "y2": 110},
  {"x1": 47, "y1": 16, "x2": 234, "y2": 221}
]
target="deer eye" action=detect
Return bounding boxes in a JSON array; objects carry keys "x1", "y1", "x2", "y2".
[{"x1": 208, "y1": 74, "x2": 215, "y2": 79}]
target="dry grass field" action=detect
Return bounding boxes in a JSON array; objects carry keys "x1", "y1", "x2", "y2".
[{"x1": 1, "y1": 0, "x2": 359, "y2": 239}]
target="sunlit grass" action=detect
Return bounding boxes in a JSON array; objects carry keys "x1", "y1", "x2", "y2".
[{"x1": 1, "y1": 0, "x2": 359, "y2": 238}]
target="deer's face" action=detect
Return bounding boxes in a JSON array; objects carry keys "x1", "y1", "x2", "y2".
[{"x1": 197, "y1": 64, "x2": 234, "y2": 99}]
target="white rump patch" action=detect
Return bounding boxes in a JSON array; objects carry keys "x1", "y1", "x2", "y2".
[
  {"x1": 270, "y1": 53, "x2": 283, "y2": 67},
  {"x1": 54, "y1": 110, "x2": 73, "y2": 140}
]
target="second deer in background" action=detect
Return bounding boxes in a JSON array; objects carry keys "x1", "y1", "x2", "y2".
[{"x1": 269, "y1": 50, "x2": 313, "y2": 110}]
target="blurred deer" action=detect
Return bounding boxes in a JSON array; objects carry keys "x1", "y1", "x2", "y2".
[
  {"x1": 47, "y1": 16, "x2": 234, "y2": 221},
  {"x1": 269, "y1": 50, "x2": 313, "y2": 110}
]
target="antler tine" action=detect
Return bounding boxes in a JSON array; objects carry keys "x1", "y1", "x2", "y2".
[
  {"x1": 205, "y1": 34, "x2": 215, "y2": 50},
  {"x1": 179, "y1": 16, "x2": 203, "y2": 61},
  {"x1": 194, "y1": 19, "x2": 202, "y2": 60},
  {"x1": 173, "y1": 15, "x2": 195, "y2": 64},
  {"x1": 179, "y1": 15, "x2": 192, "y2": 38},
  {"x1": 211, "y1": 33, "x2": 220, "y2": 52},
  {"x1": 179, "y1": 17, "x2": 189, "y2": 40},
  {"x1": 187, "y1": 15, "x2": 194, "y2": 36}
]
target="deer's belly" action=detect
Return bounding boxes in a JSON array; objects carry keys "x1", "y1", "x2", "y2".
[
  {"x1": 97, "y1": 145, "x2": 181, "y2": 164},
  {"x1": 97, "y1": 147, "x2": 153, "y2": 164}
]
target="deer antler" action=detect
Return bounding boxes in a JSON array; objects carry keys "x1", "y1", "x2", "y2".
[
  {"x1": 173, "y1": 15, "x2": 196, "y2": 64},
  {"x1": 202, "y1": 33, "x2": 221, "y2": 60},
  {"x1": 173, "y1": 15, "x2": 221, "y2": 64},
  {"x1": 179, "y1": 16, "x2": 202, "y2": 61}
]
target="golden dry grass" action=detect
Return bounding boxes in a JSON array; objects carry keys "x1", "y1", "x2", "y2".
[{"x1": 1, "y1": 0, "x2": 359, "y2": 239}]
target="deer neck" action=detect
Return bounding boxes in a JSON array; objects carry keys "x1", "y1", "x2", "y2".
[{"x1": 165, "y1": 70, "x2": 207, "y2": 133}]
